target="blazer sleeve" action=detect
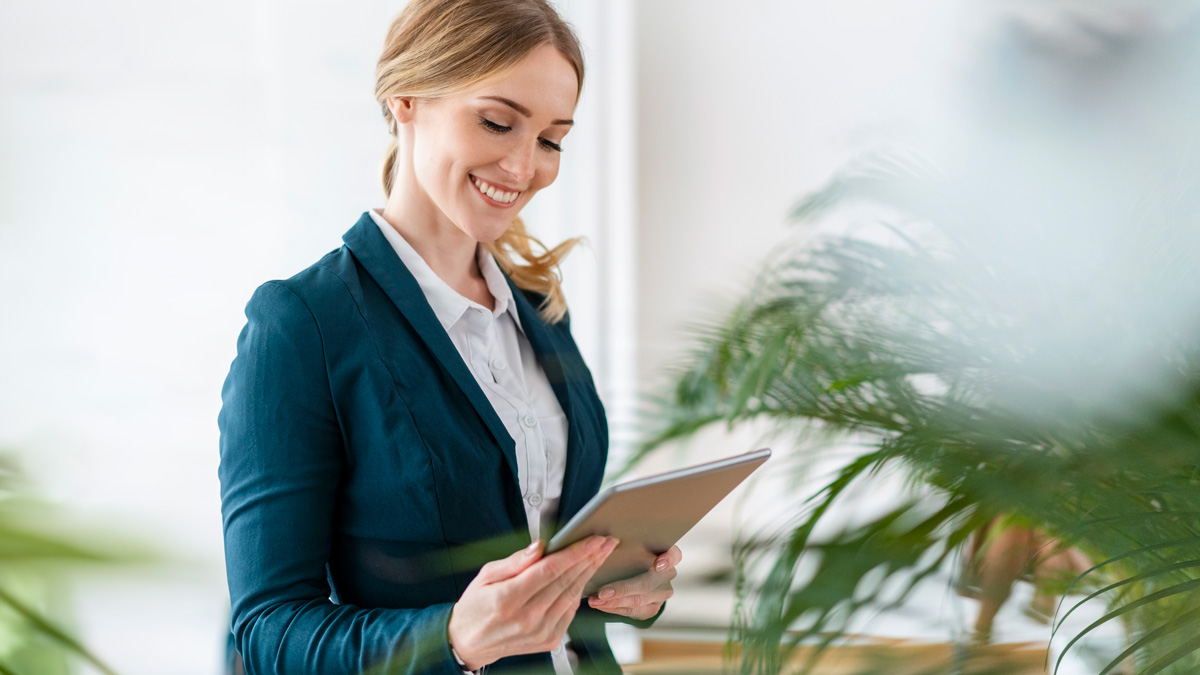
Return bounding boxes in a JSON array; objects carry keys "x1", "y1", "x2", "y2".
[{"x1": 218, "y1": 281, "x2": 463, "y2": 675}]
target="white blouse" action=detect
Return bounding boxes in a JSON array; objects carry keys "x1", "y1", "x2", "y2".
[{"x1": 369, "y1": 210, "x2": 576, "y2": 674}]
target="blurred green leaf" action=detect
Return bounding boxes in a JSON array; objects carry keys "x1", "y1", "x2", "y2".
[{"x1": 0, "y1": 455, "x2": 141, "y2": 675}]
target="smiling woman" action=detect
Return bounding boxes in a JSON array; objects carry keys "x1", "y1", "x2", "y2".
[
  {"x1": 216, "y1": 1, "x2": 677, "y2": 675},
  {"x1": 375, "y1": 0, "x2": 586, "y2": 324},
  {"x1": 380, "y1": 42, "x2": 579, "y2": 287}
]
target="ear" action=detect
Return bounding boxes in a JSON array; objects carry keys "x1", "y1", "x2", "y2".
[{"x1": 387, "y1": 96, "x2": 417, "y2": 124}]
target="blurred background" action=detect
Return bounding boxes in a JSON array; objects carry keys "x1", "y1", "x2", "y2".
[{"x1": 2, "y1": 0, "x2": 1199, "y2": 673}]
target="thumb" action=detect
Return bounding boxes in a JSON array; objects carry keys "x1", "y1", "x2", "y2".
[{"x1": 474, "y1": 540, "x2": 543, "y2": 585}]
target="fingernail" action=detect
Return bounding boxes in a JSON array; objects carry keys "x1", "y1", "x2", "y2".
[
  {"x1": 526, "y1": 541, "x2": 541, "y2": 556},
  {"x1": 590, "y1": 596, "x2": 606, "y2": 606},
  {"x1": 655, "y1": 558, "x2": 669, "y2": 572},
  {"x1": 605, "y1": 537, "x2": 620, "y2": 552},
  {"x1": 599, "y1": 587, "x2": 615, "y2": 599},
  {"x1": 588, "y1": 537, "x2": 605, "y2": 552}
]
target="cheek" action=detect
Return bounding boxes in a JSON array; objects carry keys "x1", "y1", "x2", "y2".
[
  {"x1": 534, "y1": 154, "x2": 562, "y2": 190},
  {"x1": 411, "y1": 141, "x2": 444, "y2": 188},
  {"x1": 414, "y1": 125, "x2": 470, "y2": 185}
]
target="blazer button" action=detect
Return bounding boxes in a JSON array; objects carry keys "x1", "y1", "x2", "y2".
[{"x1": 527, "y1": 493, "x2": 543, "y2": 506}]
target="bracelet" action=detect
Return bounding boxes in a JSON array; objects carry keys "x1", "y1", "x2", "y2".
[{"x1": 450, "y1": 644, "x2": 479, "y2": 674}]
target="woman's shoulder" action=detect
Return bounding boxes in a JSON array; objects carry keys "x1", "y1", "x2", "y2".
[{"x1": 245, "y1": 244, "x2": 366, "y2": 325}]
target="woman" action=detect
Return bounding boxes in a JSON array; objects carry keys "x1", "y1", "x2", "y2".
[{"x1": 217, "y1": 1, "x2": 679, "y2": 673}]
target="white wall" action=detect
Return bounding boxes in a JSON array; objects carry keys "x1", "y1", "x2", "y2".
[{"x1": 633, "y1": 0, "x2": 963, "y2": 378}]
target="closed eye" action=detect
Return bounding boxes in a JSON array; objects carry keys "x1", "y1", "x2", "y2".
[
  {"x1": 479, "y1": 117, "x2": 511, "y2": 133},
  {"x1": 480, "y1": 116, "x2": 563, "y2": 153}
]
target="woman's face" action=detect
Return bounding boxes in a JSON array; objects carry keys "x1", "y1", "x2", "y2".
[{"x1": 390, "y1": 44, "x2": 578, "y2": 243}]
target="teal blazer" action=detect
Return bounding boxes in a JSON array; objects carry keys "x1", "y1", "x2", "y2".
[{"x1": 219, "y1": 213, "x2": 633, "y2": 675}]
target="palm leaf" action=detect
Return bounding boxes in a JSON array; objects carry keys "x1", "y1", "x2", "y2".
[{"x1": 638, "y1": 154, "x2": 1200, "y2": 673}]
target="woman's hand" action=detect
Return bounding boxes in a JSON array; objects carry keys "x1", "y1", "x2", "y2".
[
  {"x1": 447, "y1": 536, "x2": 618, "y2": 671},
  {"x1": 586, "y1": 545, "x2": 681, "y2": 620}
]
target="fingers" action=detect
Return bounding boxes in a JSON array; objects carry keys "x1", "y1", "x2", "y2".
[
  {"x1": 474, "y1": 540, "x2": 544, "y2": 585},
  {"x1": 592, "y1": 565, "x2": 677, "y2": 603},
  {"x1": 522, "y1": 536, "x2": 617, "y2": 653},
  {"x1": 451, "y1": 537, "x2": 621, "y2": 665},
  {"x1": 591, "y1": 585, "x2": 673, "y2": 610},
  {"x1": 519, "y1": 536, "x2": 611, "y2": 592},
  {"x1": 588, "y1": 548, "x2": 680, "y2": 616},
  {"x1": 542, "y1": 545, "x2": 613, "y2": 641},
  {"x1": 653, "y1": 545, "x2": 683, "y2": 573},
  {"x1": 588, "y1": 580, "x2": 672, "y2": 621},
  {"x1": 593, "y1": 599, "x2": 664, "y2": 619},
  {"x1": 527, "y1": 536, "x2": 617, "y2": 608}
]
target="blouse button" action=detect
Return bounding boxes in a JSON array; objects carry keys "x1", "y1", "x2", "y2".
[
  {"x1": 491, "y1": 358, "x2": 507, "y2": 371},
  {"x1": 527, "y1": 493, "x2": 543, "y2": 507},
  {"x1": 522, "y1": 414, "x2": 538, "y2": 428}
]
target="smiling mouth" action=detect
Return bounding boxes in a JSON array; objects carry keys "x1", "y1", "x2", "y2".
[{"x1": 470, "y1": 175, "x2": 521, "y2": 205}]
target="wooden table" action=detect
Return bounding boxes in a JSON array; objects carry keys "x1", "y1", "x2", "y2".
[{"x1": 623, "y1": 637, "x2": 1049, "y2": 674}]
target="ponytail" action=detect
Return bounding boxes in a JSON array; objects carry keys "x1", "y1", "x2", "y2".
[
  {"x1": 484, "y1": 218, "x2": 580, "y2": 324},
  {"x1": 381, "y1": 135, "x2": 399, "y2": 197}
]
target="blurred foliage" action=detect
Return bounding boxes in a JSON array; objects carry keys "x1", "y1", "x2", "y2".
[
  {"x1": 0, "y1": 453, "x2": 140, "y2": 675},
  {"x1": 635, "y1": 156, "x2": 1200, "y2": 674}
]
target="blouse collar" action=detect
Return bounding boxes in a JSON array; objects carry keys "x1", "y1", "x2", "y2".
[{"x1": 369, "y1": 209, "x2": 523, "y2": 334}]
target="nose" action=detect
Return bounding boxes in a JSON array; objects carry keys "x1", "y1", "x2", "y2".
[{"x1": 499, "y1": 139, "x2": 537, "y2": 185}]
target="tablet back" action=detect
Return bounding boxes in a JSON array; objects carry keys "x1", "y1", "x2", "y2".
[{"x1": 548, "y1": 447, "x2": 771, "y2": 595}]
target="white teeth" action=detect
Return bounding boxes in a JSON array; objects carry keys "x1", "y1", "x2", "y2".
[{"x1": 473, "y1": 177, "x2": 518, "y2": 203}]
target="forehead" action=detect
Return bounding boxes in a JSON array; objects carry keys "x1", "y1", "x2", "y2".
[{"x1": 463, "y1": 44, "x2": 579, "y2": 118}]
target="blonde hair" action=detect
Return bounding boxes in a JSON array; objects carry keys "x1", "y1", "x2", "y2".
[{"x1": 375, "y1": 0, "x2": 584, "y2": 324}]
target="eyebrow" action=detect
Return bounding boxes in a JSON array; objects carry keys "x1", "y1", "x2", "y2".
[{"x1": 479, "y1": 96, "x2": 574, "y2": 126}]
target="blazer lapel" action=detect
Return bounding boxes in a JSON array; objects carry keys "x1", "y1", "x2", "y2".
[{"x1": 342, "y1": 214, "x2": 520, "y2": 486}]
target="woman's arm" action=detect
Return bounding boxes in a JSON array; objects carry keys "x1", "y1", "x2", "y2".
[{"x1": 219, "y1": 281, "x2": 463, "y2": 675}]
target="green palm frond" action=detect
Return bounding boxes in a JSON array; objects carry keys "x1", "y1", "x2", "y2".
[{"x1": 639, "y1": 154, "x2": 1200, "y2": 673}]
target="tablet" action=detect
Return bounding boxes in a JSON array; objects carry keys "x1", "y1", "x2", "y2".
[{"x1": 546, "y1": 447, "x2": 771, "y2": 596}]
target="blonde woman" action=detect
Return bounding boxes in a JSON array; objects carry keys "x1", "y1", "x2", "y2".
[{"x1": 217, "y1": 1, "x2": 679, "y2": 673}]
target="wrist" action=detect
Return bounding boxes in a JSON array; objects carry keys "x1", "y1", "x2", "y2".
[
  {"x1": 447, "y1": 604, "x2": 486, "y2": 671},
  {"x1": 450, "y1": 644, "x2": 477, "y2": 674}
]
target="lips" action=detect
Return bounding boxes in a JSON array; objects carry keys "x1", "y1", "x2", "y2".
[{"x1": 470, "y1": 174, "x2": 521, "y2": 205}]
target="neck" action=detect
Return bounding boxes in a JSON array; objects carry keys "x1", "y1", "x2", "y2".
[{"x1": 381, "y1": 179, "x2": 482, "y2": 291}]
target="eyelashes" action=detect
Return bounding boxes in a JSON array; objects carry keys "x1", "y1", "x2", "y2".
[
  {"x1": 478, "y1": 117, "x2": 511, "y2": 134},
  {"x1": 478, "y1": 117, "x2": 563, "y2": 153}
]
